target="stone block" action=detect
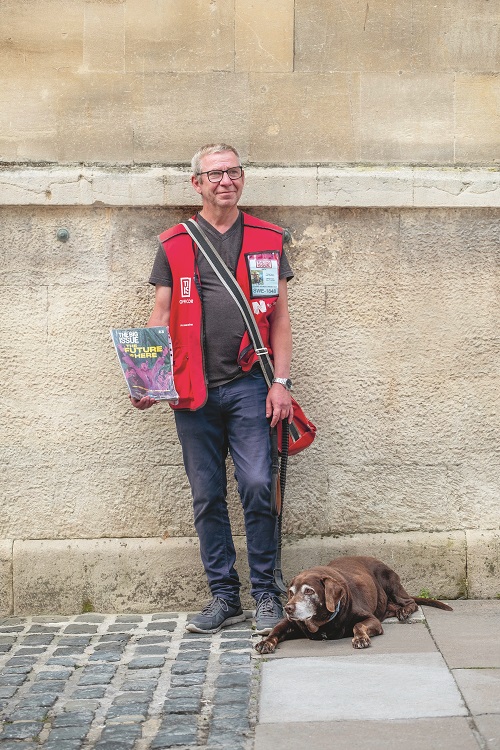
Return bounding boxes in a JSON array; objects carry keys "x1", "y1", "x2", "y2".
[
  {"x1": 163, "y1": 168, "x2": 200, "y2": 206},
  {"x1": 56, "y1": 73, "x2": 134, "y2": 163},
  {"x1": 242, "y1": 168, "x2": 318, "y2": 207},
  {"x1": 12, "y1": 537, "x2": 209, "y2": 615},
  {"x1": 249, "y1": 73, "x2": 358, "y2": 163},
  {"x1": 466, "y1": 530, "x2": 500, "y2": 598},
  {"x1": 295, "y1": 0, "x2": 414, "y2": 73},
  {"x1": 278, "y1": 448, "x2": 328, "y2": 538},
  {"x1": 413, "y1": 169, "x2": 500, "y2": 207},
  {"x1": 12, "y1": 536, "x2": 257, "y2": 613},
  {"x1": 2, "y1": 167, "x2": 500, "y2": 209},
  {"x1": 0, "y1": 206, "x2": 112, "y2": 286},
  {"x1": 0, "y1": 1, "x2": 83, "y2": 77},
  {"x1": 318, "y1": 168, "x2": 414, "y2": 207},
  {"x1": 90, "y1": 168, "x2": 166, "y2": 206},
  {"x1": 412, "y1": 1, "x2": 500, "y2": 74},
  {"x1": 235, "y1": 0, "x2": 294, "y2": 73},
  {"x1": 295, "y1": 0, "x2": 500, "y2": 76},
  {"x1": 0, "y1": 542, "x2": 13, "y2": 616},
  {"x1": 132, "y1": 73, "x2": 250, "y2": 164},
  {"x1": 2, "y1": 458, "x2": 192, "y2": 540},
  {"x1": 4, "y1": 530, "x2": 492, "y2": 614},
  {"x1": 455, "y1": 75, "x2": 500, "y2": 164},
  {"x1": 474, "y1": 716, "x2": 500, "y2": 750},
  {"x1": 453, "y1": 668, "x2": 500, "y2": 715},
  {"x1": 125, "y1": 0, "x2": 234, "y2": 73},
  {"x1": 327, "y1": 464, "x2": 465, "y2": 536},
  {"x1": 358, "y1": 73, "x2": 454, "y2": 163},
  {"x1": 0, "y1": 71, "x2": 59, "y2": 162},
  {"x1": 83, "y1": 2, "x2": 125, "y2": 73}
]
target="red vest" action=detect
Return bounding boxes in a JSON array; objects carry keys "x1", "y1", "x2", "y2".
[{"x1": 159, "y1": 212, "x2": 284, "y2": 410}]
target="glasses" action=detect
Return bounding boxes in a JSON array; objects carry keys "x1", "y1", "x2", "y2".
[{"x1": 197, "y1": 166, "x2": 243, "y2": 183}]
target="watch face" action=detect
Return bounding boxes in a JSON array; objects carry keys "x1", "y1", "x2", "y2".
[{"x1": 275, "y1": 377, "x2": 292, "y2": 389}]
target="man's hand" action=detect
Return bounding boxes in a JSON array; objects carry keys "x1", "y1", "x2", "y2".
[
  {"x1": 266, "y1": 383, "x2": 293, "y2": 428},
  {"x1": 130, "y1": 396, "x2": 157, "y2": 410}
]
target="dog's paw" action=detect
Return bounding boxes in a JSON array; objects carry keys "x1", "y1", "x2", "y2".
[
  {"x1": 255, "y1": 638, "x2": 277, "y2": 654},
  {"x1": 396, "y1": 606, "x2": 415, "y2": 622},
  {"x1": 352, "y1": 635, "x2": 371, "y2": 649}
]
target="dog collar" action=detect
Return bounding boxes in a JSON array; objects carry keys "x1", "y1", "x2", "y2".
[{"x1": 326, "y1": 600, "x2": 341, "y2": 622}]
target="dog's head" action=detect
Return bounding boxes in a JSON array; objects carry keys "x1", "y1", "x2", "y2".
[{"x1": 284, "y1": 568, "x2": 346, "y2": 633}]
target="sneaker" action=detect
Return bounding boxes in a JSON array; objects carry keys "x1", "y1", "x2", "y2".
[
  {"x1": 186, "y1": 597, "x2": 246, "y2": 634},
  {"x1": 254, "y1": 593, "x2": 284, "y2": 635}
]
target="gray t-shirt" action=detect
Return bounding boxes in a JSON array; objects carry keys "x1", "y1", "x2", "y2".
[{"x1": 149, "y1": 212, "x2": 293, "y2": 387}]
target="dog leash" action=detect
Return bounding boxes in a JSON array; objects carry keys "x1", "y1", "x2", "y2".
[{"x1": 271, "y1": 419, "x2": 289, "y2": 595}]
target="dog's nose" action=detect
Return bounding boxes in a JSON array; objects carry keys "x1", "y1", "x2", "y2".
[{"x1": 284, "y1": 603, "x2": 294, "y2": 614}]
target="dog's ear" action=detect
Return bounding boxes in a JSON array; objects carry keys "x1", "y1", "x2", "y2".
[{"x1": 323, "y1": 576, "x2": 344, "y2": 613}]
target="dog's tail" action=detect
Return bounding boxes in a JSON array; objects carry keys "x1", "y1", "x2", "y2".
[{"x1": 413, "y1": 597, "x2": 453, "y2": 611}]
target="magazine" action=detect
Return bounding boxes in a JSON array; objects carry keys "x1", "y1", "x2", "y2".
[{"x1": 110, "y1": 326, "x2": 179, "y2": 402}]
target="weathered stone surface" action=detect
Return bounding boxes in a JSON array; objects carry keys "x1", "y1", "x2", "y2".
[
  {"x1": 1, "y1": 201, "x2": 500, "y2": 608},
  {"x1": 12, "y1": 537, "x2": 211, "y2": 614},
  {"x1": 0, "y1": 1, "x2": 83, "y2": 78},
  {"x1": 466, "y1": 530, "x2": 500, "y2": 599},
  {"x1": 9, "y1": 531, "x2": 469, "y2": 614},
  {"x1": 455, "y1": 75, "x2": 500, "y2": 164},
  {"x1": 83, "y1": 2, "x2": 125, "y2": 74},
  {"x1": 249, "y1": 73, "x2": 358, "y2": 163},
  {"x1": 131, "y1": 73, "x2": 250, "y2": 164},
  {"x1": 412, "y1": 1, "x2": 500, "y2": 73},
  {"x1": 358, "y1": 73, "x2": 455, "y2": 163},
  {"x1": 0, "y1": 1, "x2": 498, "y2": 164},
  {"x1": 124, "y1": 0, "x2": 234, "y2": 73},
  {"x1": 295, "y1": 0, "x2": 415, "y2": 73},
  {"x1": 0, "y1": 70, "x2": 59, "y2": 162},
  {"x1": 56, "y1": 74, "x2": 134, "y2": 163},
  {"x1": 2, "y1": 167, "x2": 500, "y2": 208},
  {"x1": 295, "y1": 0, "x2": 500, "y2": 75},
  {"x1": 235, "y1": 0, "x2": 294, "y2": 73},
  {"x1": 0, "y1": 542, "x2": 13, "y2": 616}
]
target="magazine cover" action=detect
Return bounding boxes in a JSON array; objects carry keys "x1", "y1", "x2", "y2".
[{"x1": 110, "y1": 326, "x2": 179, "y2": 402}]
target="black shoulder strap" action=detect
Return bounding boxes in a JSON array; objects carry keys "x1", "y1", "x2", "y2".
[{"x1": 182, "y1": 219, "x2": 275, "y2": 388}]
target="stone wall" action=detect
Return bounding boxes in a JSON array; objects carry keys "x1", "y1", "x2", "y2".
[
  {"x1": 0, "y1": 0, "x2": 499, "y2": 165},
  {"x1": 1, "y1": 0, "x2": 499, "y2": 613},
  {"x1": 1, "y1": 197, "x2": 500, "y2": 611}
]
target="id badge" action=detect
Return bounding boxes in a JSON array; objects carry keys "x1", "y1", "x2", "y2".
[{"x1": 246, "y1": 252, "x2": 280, "y2": 298}]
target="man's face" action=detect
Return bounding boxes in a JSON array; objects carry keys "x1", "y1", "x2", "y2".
[{"x1": 191, "y1": 150, "x2": 244, "y2": 212}]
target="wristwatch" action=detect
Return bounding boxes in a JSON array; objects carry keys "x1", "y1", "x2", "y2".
[{"x1": 272, "y1": 377, "x2": 293, "y2": 391}]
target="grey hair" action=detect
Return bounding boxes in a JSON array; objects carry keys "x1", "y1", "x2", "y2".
[{"x1": 191, "y1": 143, "x2": 241, "y2": 181}]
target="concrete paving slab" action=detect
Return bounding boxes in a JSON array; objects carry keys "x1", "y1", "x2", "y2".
[
  {"x1": 424, "y1": 600, "x2": 500, "y2": 668},
  {"x1": 453, "y1": 668, "x2": 500, "y2": 714},
  {"x1": 259, "y1": 653, "x2": 467, "y2": 723},
  {"x1": 254, "y1": 717, "x2": 480, "y2": 750},
  {"x1": 254, "y1": 616, "x2": 436, "y2": 659},
  {"x1": 475, "y1": 715, "x2": 500, "y2": 750}
]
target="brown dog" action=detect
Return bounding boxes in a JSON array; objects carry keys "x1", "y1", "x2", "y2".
[{"x1": 255, "y1": 555, "x2": 452, "y2": 654}]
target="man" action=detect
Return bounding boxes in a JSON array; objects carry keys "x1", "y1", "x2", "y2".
[{"x1": 132, "y1": 143, "x2": 294, "y2": 635}]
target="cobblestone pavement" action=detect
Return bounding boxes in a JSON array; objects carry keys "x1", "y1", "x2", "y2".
[{"x1": 0, "y1": 612, "x2": 259, "y2": 750}]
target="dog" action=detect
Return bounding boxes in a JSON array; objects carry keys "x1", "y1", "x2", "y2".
[{"x1": 255, "y1": 555, "x2": 452, "y2": 654}]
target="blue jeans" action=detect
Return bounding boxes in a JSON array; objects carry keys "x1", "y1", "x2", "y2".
[{"x1": 174, "y1": 370, "x2": 279, "y2": 605}]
